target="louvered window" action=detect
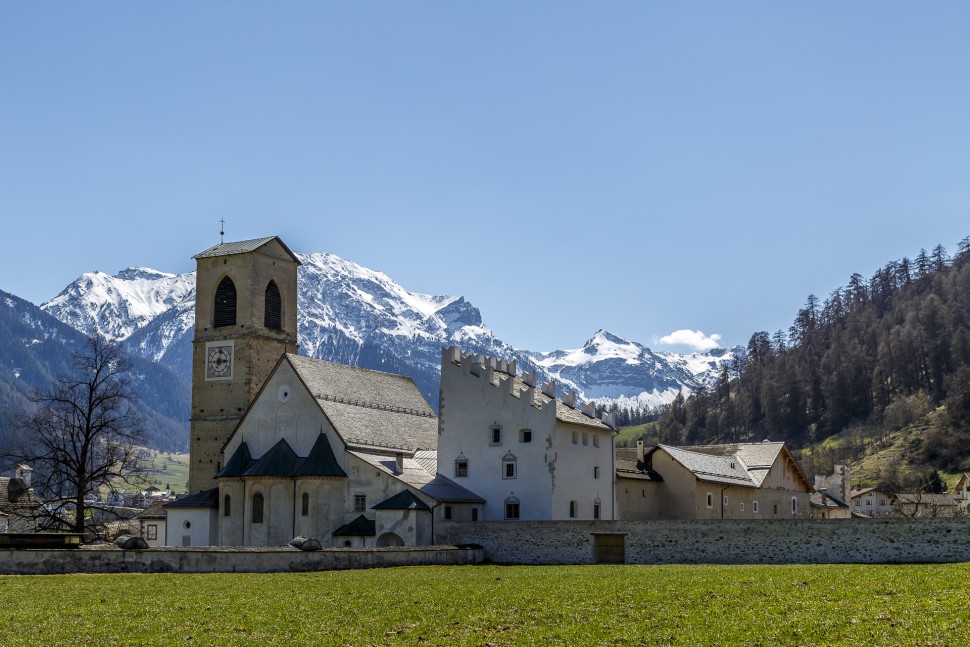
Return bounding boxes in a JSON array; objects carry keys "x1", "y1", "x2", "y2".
[
  {"x1": 213, "y1": 277, "x2": 237, "y2": 328},
  {"x1": 264, "y1": 280, "x2": 282, "y2": 330}
]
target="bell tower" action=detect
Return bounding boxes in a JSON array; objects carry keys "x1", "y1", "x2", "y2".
[{"x1": 188, "y1": 236, "x2": 300, "y2": 492}]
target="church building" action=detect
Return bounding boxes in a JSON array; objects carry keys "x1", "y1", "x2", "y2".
[{"x1": 166, "y1": 236, "x2": 481, "y2": 547}]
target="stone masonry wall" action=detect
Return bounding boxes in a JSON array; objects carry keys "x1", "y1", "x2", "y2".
[
  {"x1": 435, "y1": 519, "x2": 970, "y2": 565},
  {"x1": 0, "y1": 545, "x2": 483, "y2": 575}
]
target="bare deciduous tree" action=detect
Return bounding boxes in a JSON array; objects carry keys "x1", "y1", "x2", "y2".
[{"x1": 4, "y1": 335, "x2": 147, "y2": 538}]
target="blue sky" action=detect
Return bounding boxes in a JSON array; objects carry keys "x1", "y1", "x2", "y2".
[{"x1": 2, "y1": 3, "x2": 968, "y2": 352}]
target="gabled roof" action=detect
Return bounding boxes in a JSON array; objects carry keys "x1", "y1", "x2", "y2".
[
  {"x1": 192, "y1": 236, "x2": 301, "y2": 264},
  {"x1": 332, "y1": 515, "x2": 376, "y2": 537},
  {"x1": 165, "y1": 488, "x2": 219, "y2": 509},
  {"x1": 286, "y1": 353, "x2": 438, "y2": 452},
  {"x1": 666, "y1": 441, "x2": 811, "y2": 490},
  {"x1": 372, "y1": 490, "x2": 430, "y2": 511},
  {"x1": 851, "y1": 487, "x2": 893, "y2": 499},
  {"x1": 657, "y1": 445, "x2": 757, "y2": 487}
]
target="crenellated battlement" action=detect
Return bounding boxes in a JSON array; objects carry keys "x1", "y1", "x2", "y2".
[{"x1": 442, "y1": 346, "x2": 616, "y2": 429}]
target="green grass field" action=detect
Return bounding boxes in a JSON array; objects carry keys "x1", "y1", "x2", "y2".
[{"x1": 1, "y1": 563, "x2": 967, "y2": 646}]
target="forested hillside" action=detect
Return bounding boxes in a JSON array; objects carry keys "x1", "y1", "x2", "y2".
[{"x1": 659, "y1": 237, "x2": 970, "y2": 474}]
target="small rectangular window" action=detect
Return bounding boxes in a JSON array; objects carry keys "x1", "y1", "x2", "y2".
[
  {"x1": 520, "y1": 429, "x2": 532, "y2": 443},
  {"x1": 723, "y1": 495, "x2": 729, "y2": 507},
  {"x1": 146, "y1": 524, "x2": 157, "y2": 541},
  {"x1": 593, "y1": 503, "x2": 601, "y2": 519},
  {"x1": 582, "y1": 433, "x2": 589, "y2": 446},
  {"x1": 739, "y1": 502, "x2": 744, "y2": 512},
  {"x1": 455, "y1": 460, "x2": 468, "y2": 477},
  {"x1": 572, "y1": 431, "x2": 579, "y2": 445},
  {"x1": 753, "y1": 501, "x2": 759, "y2": 513},
  {"x1": 593, "y1": 435, "x2": 599, "y2": 448},
  {"x1": 594, "y1": 466, "x2": 600, "y2": 479},
  {"x1": 354, "y1": 495, "x2": 367, "y2": 513},
  {"x1": 472, "y1": 508, "x2": 479, "y2": 521},
  {"x1": 490, "y1": 426, "x2": 502, "y2": 445},
  {"x1": 444, "y1": 505, "x2": 452, "y2": 520},
  {"x1": 774, "y1": 504, "x2": 778, "y2": 515},
  {"x1": 706, "y1": 493, "x2": 713, "y2": 509},
  {"x1": 505, "y1": 502, "x2": 520, "y2": 519},
  {"x1": 792, "y1": 497, "x2": 798, "y2": 514},
  {"x1": 503, "y1": 461, "x2": 517, "y2": 479},
  {"x1": 569, "y1": 500, "x2": 577, "y2": 518}
]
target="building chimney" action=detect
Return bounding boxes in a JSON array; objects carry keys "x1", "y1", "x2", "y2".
[
  {"x1": 15, "y1": 464, "x2": 32, "y2": 488},
  {"x1": 636, "y1": 439, "x2": 645, "y2": 463},
  {"x1": 395, "y1": 453, "x2": 404, "y2": 474}
]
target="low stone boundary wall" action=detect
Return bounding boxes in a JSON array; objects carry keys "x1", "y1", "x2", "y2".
[
  {"x1": 435, "y1": 519, "x2": 970, "y2": 565},
  {"x1": 0, "y1": 545, "x2": 484, "y2": 575}
]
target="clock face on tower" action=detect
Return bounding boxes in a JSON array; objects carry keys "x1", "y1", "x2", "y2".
[{"x1": 206, "y1": 343, "x2": 233, "y2": 380}]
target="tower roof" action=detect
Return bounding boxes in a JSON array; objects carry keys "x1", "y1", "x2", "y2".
[{"x1": 192, "y1": 236, "x2": 301, "y2": 264}]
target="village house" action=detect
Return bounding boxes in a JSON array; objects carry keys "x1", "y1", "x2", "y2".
[
  {"x1": 891, "y1": 492, "x2": 961, "y2": 518},
  {"x1": 437, "y1": 347, "x2": 617, "y2": 522},
  {"x1": 136, "y1": 500, "x2": 167, "y2": 547},
  {"x1": 0, "y1": 465, "x2": 40, "y2": 533},
  {"x1": 850, "y1": 486, "x2": 894, "y2": 517},
  {"x1": 953, "y1": 473, "x2": 970, "y2": 515},
  {"x1": 810, "y1": 464, "x2": 853, "y2": 519},
  {"x1": 617, "y1": 440, "x2": 813, "y2": 520}
]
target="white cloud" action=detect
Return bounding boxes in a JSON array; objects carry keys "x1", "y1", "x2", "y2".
[{"x1": 657, "y1": 329, "x2": 722, "y2": 352}]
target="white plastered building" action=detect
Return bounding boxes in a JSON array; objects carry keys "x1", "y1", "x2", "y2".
[{"x1": 437, "y1": 347, "x2": 617, "y2": 521}]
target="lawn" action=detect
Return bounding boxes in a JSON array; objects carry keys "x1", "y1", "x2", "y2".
[{"x1": 1, "y1": 563, "x2": 967, "y2": 646}]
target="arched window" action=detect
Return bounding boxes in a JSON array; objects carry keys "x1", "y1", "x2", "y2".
[
  {"x1": 301, "y1": 492, "x2": 309, "y2": 516},
  {"x1": 224, "y1": 494, "x2": 231, "y2": 517},
  {"x1": 213, "y1": 276, "x2": 237, "y2": 327},
  {"x1": 264, "y1": 280, "x2": 282, "y2": 330},
  {"x1": 252, "y1": 492, "x2": 264, "y2": 524}
]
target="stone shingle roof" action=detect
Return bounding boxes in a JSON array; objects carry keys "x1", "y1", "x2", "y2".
[
  {"x1": 658, "y1": 445, "x2": 758, "y2": 487},
  {"x1": 137, "y1": 499, "x2": 168, "y2": 519},
  {"x1": 192, "y1": 236, "x2": 301, "y2": 263},
  {"x1": 372, "y1": 490, "x2": 430, "y2": 511},
  {"x1": 0, "y1": 477, "x2": 40, "y2": 513},
  {"x1": 349, "y1": 450, "x2": 434, "y2": 490},
  {"x1": 295, "y1": 433, "x2": 346, "y2": 478},
  {"x1": 287, "y1": 354, "x2": 438, "y2": 452},
  {"x1": 615, "y1": 447, "x2": 663, "y2": 481}
]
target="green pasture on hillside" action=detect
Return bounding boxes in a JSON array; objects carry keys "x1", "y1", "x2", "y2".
[{"x1": 1, "y1": 563, "x2": 967, "y2": 646}]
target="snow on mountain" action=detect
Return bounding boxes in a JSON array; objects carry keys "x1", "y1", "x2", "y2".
[
  {"x1": 41, "y1": 267, "x2": 195, "y2": 342},
  {"x1": 40, "y1": 253, "x2": 738, "y2": 414},
  {"x1": 526, "y1": 329, "x2": 737, "y2": 410}
]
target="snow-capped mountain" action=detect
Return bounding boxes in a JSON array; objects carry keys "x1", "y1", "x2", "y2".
[
  {"x1": 526, "y1": 330, "x2": 739, "y2": 410},
  {"x1": 0, "y1": 289, "x2": 190, "y2": 451},
  {"x1": 42, "y1": 267, "x2": 195, "y2": 342},
  {"x1": 39, "y1": 252, "x2": 738, "y2": 414}
]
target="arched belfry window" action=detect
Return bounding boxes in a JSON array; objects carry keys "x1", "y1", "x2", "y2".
[
  {"x1": 264, "y1": 280, "x2": 282, "y2": 330},
  {"x1": 213, "y1": 276, "x2": 237, "y2": 328}
]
